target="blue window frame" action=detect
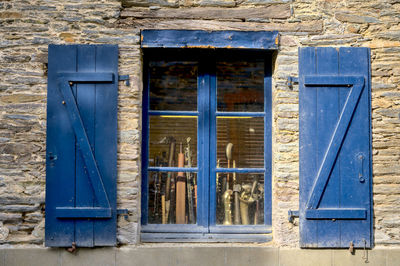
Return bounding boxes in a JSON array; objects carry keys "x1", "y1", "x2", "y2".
[{"x1": 141, "y1": 44, "x2": 272, "y2": 241}]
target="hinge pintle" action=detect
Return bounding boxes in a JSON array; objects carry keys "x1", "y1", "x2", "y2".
[
  {"x1": 117, "y1": 208, "x2": 130, "y2": 221},
  {"x1": 118, "y1": 75, "x2": 130, "y2": 86},
  {"x1": 288, "y1": 209, "x2": 299, "y2": 223},
  {"x1": 287, "y1": 76, "x2": 299, "y2": 90}
]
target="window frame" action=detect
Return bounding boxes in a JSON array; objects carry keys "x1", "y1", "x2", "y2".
[{"x1": 140, "y1": 30, "x2": 277, "y2": 241}]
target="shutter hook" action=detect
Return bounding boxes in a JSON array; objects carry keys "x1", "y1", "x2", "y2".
[
  {"x1": 67, "y1": 242, "x2": 77, "y2": 253},
  {"x1": 348, "y1": 241, "x2": 354, "y2": 254},
  {"x1": 362, "y1": 239, "x2": 369, "y2": 263}
]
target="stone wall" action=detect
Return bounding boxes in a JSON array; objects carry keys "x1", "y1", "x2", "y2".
[{"x1": 0, "y1": 0, "x2": 399, "y2": 248}]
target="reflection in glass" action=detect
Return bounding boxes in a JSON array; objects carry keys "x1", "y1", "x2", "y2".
[
  {"x1": 217, "y1": 117, "x2": 264, "y2": 168},
  {"x1": 216, "y1": 173, "x2": 264, "y2": 225},
  {"x1": 148, "y1": 171, "x2": 197, "y2": 224},
  {"x1": 149, "y1": 61, "x2": 197, "y2": 111},
  {"x1": 217, "y1": 60, "x2": 264, "y2": 112},
  {"x1": 149, "y1": 116, "x2": 197, "y2": 167}
]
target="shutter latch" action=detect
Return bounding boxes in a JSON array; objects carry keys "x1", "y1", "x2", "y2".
[
  {"x1": 288, "y1": 209, "x2": 299, "y2": 223},
  {"x1": 118, "y1": 75, "x2": 130, "y2": 86},
  {"x1": 287, "y1": 76, "x2": 298, "y2": 90}
]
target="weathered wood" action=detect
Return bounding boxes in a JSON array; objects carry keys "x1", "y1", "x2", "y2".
[
  {"x1": 121, "y1": 19, "x2": 323, "y2": 34},
  {"x1": 121, "y1": 5, "x2": 291, "y2": 20},
  {"x1": 141, "y1": 30, "x2": 279, "y2": 49}
]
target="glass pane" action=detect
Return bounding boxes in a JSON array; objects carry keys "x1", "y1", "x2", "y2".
[
  {"x1": 149, "y1": 60, "x2": 197, "y2": 111},
  {"x1": 148, "y1": 171, "x2": 198, "y2": 224},
  {"x1": 217, "y1": 117, "x2": 264, "y2": 168},
  {"x1": 149, "y1": 116, "x2": 197, "y2": 167},
  {"x1": 216, "y1": 173, "x2": 264, "y2": 225},
  {"x1": 217, "y1": 60, "x2": 264, "y2": 112}
]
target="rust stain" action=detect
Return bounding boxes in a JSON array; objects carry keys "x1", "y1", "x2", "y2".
[
  {"x1": 141, "y1": 35, "x2": 144, "y2": 42},
  {"x1": 184, "y1": 45, "x2": 215, "y2": 49}
]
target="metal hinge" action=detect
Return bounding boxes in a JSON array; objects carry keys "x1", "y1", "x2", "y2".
[
  {"x1": 287, "y1": 76, "x2": 298, "y2": 90},
  {"x1": 288, "y1": 209, "x2": 299, "y2": 223},
  {"x1": 118, "y1": 75, "x2": 130, "y2": 86},
  {"x1": 117, "y1": 209, "x2": 130, "y2": 220}
]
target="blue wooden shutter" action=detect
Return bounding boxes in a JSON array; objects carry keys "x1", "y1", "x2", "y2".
[
  {"x1": 299, "y1": 47, "x2": 372, "y2": 248},
  {"x1": 45, "y1": 45, "x2": 118, "y2": 247}
]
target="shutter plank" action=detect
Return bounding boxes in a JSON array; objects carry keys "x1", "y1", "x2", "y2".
[
  {"x1": 93, "y1": 45, "x2": 118, "y2": 246},
  {"x1": 299, "y1": 47, "x2": 318, "y2": 247},
  {"x1": 315, "y1": 48, "x2": 340, "y2": 247},
  {"x1": 45, "y1": 45, "x2": 76, "y2": 247},
  {"x1": 75, "y1": 45, "x2": 96, "y2": 247},
  {"x1": 338, "y1": 47, "x2": 371, "y2": 248}
]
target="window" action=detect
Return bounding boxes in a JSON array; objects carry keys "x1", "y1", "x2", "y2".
[
  {"x1": 140, "y1": 30, "x2": 277, "y2": 241},
  {"x1": 141, "y1": 49, "x2": 272, "y2": 241}
]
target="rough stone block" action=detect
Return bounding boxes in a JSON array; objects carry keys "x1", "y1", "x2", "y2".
[{"x1": 335, "y1": 12, "x2": 380, "y2": 24}]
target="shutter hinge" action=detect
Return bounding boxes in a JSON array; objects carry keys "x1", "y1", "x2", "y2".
[
  {"x1": 288, "y1": 209, "x2": 299, "y2": 223},
  {"x1": 117, "y1": 208, "x2": 130, "y2": 221},
  {"x1": 118, "y1": 75, "x2": 130, "y2": 86},
  {"x1": 287, "y1": 76, "x2": 298, "y2": 90}
]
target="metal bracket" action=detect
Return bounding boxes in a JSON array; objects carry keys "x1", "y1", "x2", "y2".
[
  {"x1": 117, "y1": 209, "x2": 130, "y2": 221},
  {"x1": 287, "y1": 76, "x2": 298, "y2": 90},
  {"x1": 118, "y1": 75, "x2": 130, "y2": 86},
  {"x1": 288, "y1": 209, "x2": 299, "y2": 223}
]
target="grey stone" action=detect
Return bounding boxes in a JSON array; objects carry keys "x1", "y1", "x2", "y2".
[
  {"x1": 32, "y1": 37, "x2": 52, "y2": 44},
  {"x1": 197, "y1": 0, "x2": 236, "y2": 7},
  {"x1": 0, "y1": 204, "x2": 40, "y2": 213},
  {"x1": 0, "y1": 213, "x2": 22, "y2": 222},
  {"x1": 0, "y1": 196, "x2": 45, "y2": 205},
  {"x1": 335, "y1": 12, "x2": 380, "y2": 24},
  {"x1": 4, "y1": 114, "x2": 37, "y2": 120},
  {"x1": 2, "y1": 55, "x2": 31, "y2": 63},
  {"x1": 378, "y1": 31, "x2": 400, "y2": 41},
  {"x1": 122, "y1": 0, "x2": 178, "y2": 7},
  {"x1": 381, "y1": 92, "x2": 400, "y2": 98},
  {"x1": 376, "y1": 109, "x2": 400, "y2": 118}
]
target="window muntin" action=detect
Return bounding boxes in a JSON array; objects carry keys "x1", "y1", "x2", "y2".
[{"x1": 142, "y1": 50, "x2": 271, "y2": 233}]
